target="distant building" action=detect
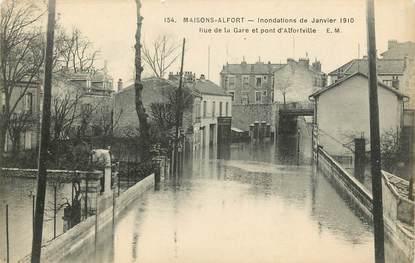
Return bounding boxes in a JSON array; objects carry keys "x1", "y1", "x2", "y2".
[
  {"x1": 220, "y1": 60, "x2": 282, "y2": 105},
  {"x1": 273, "y1": 58, "x2": 326, "y2": 103},
  {"x1": 328, "y1": 40, "x2": 415, "y2": 109},
  {"x1": 114, "y1": 77, "x2": 201, "y2": 138},
  {"x1": 380, "y1": 40, "x2": 415, "y2": 109},
  {"x1": 169, "y1": 72, "x2": 233, "y2": 149},
  {"x1": 63, "y1": 69, "x2": 114, "y2": 97},
  {"x1": 1, "y1": 81, "x2": 42, "y2": 152},
  {"x1": 220, "y1": 58, "x2": 325, "y2": 132},
  {"x1": 381, "y1": 40, "x2": 415, "y2": 60},
  {"x1": 310, "y1": 72, "x2": 408, "y2": 157},
  {"x1": 328, "y1": 58, "x2": 407, "y2": 88}
]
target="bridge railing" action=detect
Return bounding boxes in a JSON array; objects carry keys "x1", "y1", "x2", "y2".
[{"x1": 280, "y1": 101, "x2": 314, "y2": 110}]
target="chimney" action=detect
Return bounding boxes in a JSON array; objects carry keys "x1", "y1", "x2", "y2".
[
  {"x1": 311, "y1": 60, "x2": 321, "y2": 72},
  {"x1": 117, "y1": 78, "x2": 123, "y2": 92},
  {"x1": 388, "y1": 39, "x2": 398, "y2": 50},
  {"x1": 299, "y1": 58, "x2": 309, "y2": 68},
  {"x1": 168, "y1": 72, "x2": 174, "y2": 80},
  {"x1": 287, "y1": 58, "x2": 295, "y2": 65},
  {"x1": 404, "y1": 56, "x2": 408, "y2": 69}
]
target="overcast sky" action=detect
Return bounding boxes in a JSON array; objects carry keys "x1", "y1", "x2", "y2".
[{"x1": 56, "y1": 0, "x2": 415, "y2": 85}]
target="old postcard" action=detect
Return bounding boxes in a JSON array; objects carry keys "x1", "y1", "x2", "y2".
[{"x1": 0, "y1": 0, "x2": 414, "y2": 262}]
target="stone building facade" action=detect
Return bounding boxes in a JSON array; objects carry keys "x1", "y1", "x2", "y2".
[
  {"x1": 220, "y1": 58, "x2": 325, "y2": 132},
  {"x1": 273, "y1": 58, "x2": 326, "y2": 103},
  {"x1": 220, "y1": 60, "x2": 282, "y2": 105}
]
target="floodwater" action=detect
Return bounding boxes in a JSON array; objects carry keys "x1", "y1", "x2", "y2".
[
  {"x1": 1, "y1": 125, "x2": 409, "y2": 263},
  {"x1": 61, "y1": 132, "x2": 390, "y2": 263},
  {"x1": 0, "y1": 178, "x2": 72, "y2": 263}
]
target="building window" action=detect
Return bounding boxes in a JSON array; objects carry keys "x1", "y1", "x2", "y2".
[
  {"x1": 24, "y1": 131, "x2": 32, "y2": 150},
  {"x1": 1, "y1": 92, "x2": 5, "y2": 112},
  {"x1": 203, "y1": 101, "x2": 207, "y2": 117},
  {"x1": 263, "y1": 75, "x2": 267, "y2": 82},
  {"x1": 228, "y1": 75, "x2": 235, "y2": 89},
  {"x1": 225, "y1": 102, "x2": 229, "y2": 116},
  {"x1": 383, "y1": 79, "x2": 392, "y2": 86},
  {"x1": 256, "y1": 76, "x2": 262, "y2": 88},
  {"x1": 212, "y1": 101, "x2": 215, "y2": 117},
  {"x1": 228, "y1": 91, "x2": 235, "y2": 101},
  {"x1": 243, "y1": 75, "x2": 250, "y2": 89},
  {"x1": 241, "y1": 94, "x2": 249, "y2": 105},
  {"x1": 24, "y1": 93, "x2": 33, "y2": 114},
  {"x1": 263, "y1": 90, "x2": 267, "y2": 97},
  {"x1": 255, "y1": 91, "x2": 262, "y2": 103},
  {"x1": 271, "y1": 91, "x2": 274, "y2": 102},
  {"x1": 219, "y1": 102, "x2": 223, "y2": 116}
]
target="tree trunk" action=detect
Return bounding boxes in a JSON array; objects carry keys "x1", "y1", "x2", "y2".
[
  {"x1": 134, "y1": 0, "x2": 150, "y2": 160},
  {"x1": 0, "y1": 121, "x2": 9, "y2": 168}
]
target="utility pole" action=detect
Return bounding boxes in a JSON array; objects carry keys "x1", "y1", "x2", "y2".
[
  {"x1": 31, "y1": 0, "x2": 56, "y2": 262},
  {"x1": 174, "y1": 38, "x2": 186, "y2": 176},
  {"x1": 366, "y1": 0, "x2": 385, "y2": 262}
]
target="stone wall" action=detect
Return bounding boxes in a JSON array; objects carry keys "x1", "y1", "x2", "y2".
[
  {"x1": 317, "y1": 147, "x2": 414, "y2": 262},
  {"x1": 232, "y1": 103, "x2": 277, "y2": 132},
  {"x1": 317, "y1": 147, "x2": 373, "y2": 218}
]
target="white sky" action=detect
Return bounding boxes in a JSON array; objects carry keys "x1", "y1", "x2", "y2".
[{"x1": 55, "y1": 0, "x2": 415, "y2": 85}]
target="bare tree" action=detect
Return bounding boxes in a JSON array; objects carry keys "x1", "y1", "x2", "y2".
[
  {"x1": 134, "y1": 0, "x2": 150, "y2": 160},
  {"x1": 54, "y1": 27, "x2": 100, "y2": 73},
  {"x1": 50, "y1": 80, "x2": 83, "y2": 142},
  {"x1": 142, "y1": 35, "x2": 181, "y2": 78},
  {"x1": 0, "y1": 0, "x2": 45, "y2": 166},
  {"x1": 7, "y1": 111, "x2": 34, "y2": 158},
  {"x1": 149, "y1": 87, "x2": 193, "y2": 150},
  {"x1": 274, "y1": 76, "x2": 292, "y2": 106}
]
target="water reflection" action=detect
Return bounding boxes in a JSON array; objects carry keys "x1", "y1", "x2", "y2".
[
  {"x1": 0, "y1": 177, "x2": 72, "y2": 262},
  {"x1": 1, "y1": 129, "x2": 408, "y2": 263},
  {"x1": 60, "y1": 137, "x2": 381, "y2": 263}
]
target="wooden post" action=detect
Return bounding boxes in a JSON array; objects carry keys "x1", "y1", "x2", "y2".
[
  {"x1": 53, "y1": 185, "x2": 57, "y2": 239},
  {"x1": 297, "y1": 128, "x2": 300, "y2": 166},
  {"x1": 6, "y1": 204, "x2": 9, "y2": 263},
  {"x1": 354, "y1": 137, "x2": 366, "y2": 180},
  {"x1": 31, "y1": 0, "x2": 56, "y2": 262},
  {"x1": 249, "y1": 124, "x2": 254, "y2": 141},
  {"x1": 32, "y1": 194, "x2": 35, "y2": 234},
  {"x1": 366, "y1": 0, "x2": 385, "y2": 262},
  {"x1": 254, "y1": 121, "x2": 260, "y2": 140},
  {"x1": 85, "y1": 176, "x2": 88, "y2": 218}
]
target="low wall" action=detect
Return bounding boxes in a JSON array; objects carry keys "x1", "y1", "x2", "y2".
[
  {"x1": 317, "y1": 147, "x2": 414, "y2": 262},
  {"x1": 317, "y1": 147, "x2": 373, "y2": 218},
  {"x1": 18, "y1": 174, "x2": 155, "y2": 263},
  {"x1": 232, "y1": 104, "x2": 277, "y2": 132},
  {"x1": 0, "y1": 167, "x2": 102, "y2": 182}
]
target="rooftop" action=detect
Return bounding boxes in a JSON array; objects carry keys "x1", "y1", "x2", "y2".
[
  {"x1": 221, "y1": 62, "x2": 285, "y2": 75},
  {"x1": 381, "y1": 40, "x2": 415, "y2": 59},
  {"x1": 328, "y1": 59, "x2": 407, "y2": 76},
  {"x1": 309, "y1": 72, "x2": 408, "y2": 99},
  {"x1": 193, "y1": 78, "x2": 229, "y2": 96}
]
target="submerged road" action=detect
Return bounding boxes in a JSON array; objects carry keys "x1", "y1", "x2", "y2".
[{"x1": 60, "y1": 135, "x2": 389, "y2": 263}]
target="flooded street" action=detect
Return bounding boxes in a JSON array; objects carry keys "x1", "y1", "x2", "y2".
[
  {"x1": 62, "y1": 134, "x2": 384, "y2": 263},
  {"x1": 2, "y1": 131, "x2": 409, "y2": 263}
]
